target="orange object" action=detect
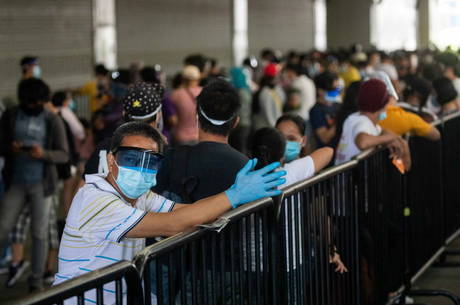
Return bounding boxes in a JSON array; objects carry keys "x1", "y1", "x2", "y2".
[{"x1": 392, "y1": 158, "x2": 405, "y2": 174}]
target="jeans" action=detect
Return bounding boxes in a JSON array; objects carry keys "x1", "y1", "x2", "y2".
[{"x1": 0, "y1": 182, "x2": 52, "y2": 288}]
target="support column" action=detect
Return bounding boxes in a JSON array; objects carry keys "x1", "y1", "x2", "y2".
[
  {"x1": 231, "y1": 0, "x2": 249, "y2": 66},
  {"x1": 327, "y1": 0, "x2": 373, "y2": 49},
  {"x1": 417, "y1": 0, "x2": 430, "y2": 49}
]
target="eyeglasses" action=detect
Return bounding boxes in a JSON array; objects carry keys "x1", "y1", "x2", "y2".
[{"x1": 112, "y1": 146, "x2": 164, "y2": 173}]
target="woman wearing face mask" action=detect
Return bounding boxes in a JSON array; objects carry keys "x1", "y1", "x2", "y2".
[
  {"x1": 249, "y1": 127, "x2": 347, "y2": 277},
  {"x1": 275, "y1": 114, "x2": 334, "y2": 187},
  {"x1": 250, "y1": 125, "x2": 333, "y2": 189}
]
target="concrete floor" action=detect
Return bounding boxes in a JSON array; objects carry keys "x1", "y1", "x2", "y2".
[{"x1": 0, "y1": 239, "x2": 459, "y2": 305}]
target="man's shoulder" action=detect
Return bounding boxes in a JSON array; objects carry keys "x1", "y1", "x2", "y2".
[{"x1": 194, "y1": 142, "x2": 248, "y2": 161}]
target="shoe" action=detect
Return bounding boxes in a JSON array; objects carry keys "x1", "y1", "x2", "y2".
[
  {"x1": 5, "y1": 260, "x2": 30, "y2": 287},
  {"x1": 43, "y1": 271, "x2": 55, "y2": 285}
]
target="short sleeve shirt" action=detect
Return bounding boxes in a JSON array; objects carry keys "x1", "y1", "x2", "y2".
[
  {"x1": 281, "y1": 156, "x2": 315, "y2": 188},
  {"x1": 54, "y1": 174, "x2": 174, "y2": 304},
  {"x1": 335, "y1": 112, "x2": 382, "y2": 165},
  {"x1": 379, "y1": 105, "x2": 432, "y2": 137}
]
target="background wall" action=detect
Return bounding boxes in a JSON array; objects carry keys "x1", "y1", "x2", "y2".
[
  {"x1": 248, "y1": 0, "x2": 315, "y2": 57},
  {"x1": 116, "y1": 0, "x2": 233, "y2": 75},
  {"x1": 0, "y1": 0, "x2": 93, "y2": 100},
  {"x1": 327, "y1": 0, "x2": 372, "y2": 49}
]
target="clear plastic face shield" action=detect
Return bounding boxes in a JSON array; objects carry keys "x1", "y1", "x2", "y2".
[{"x1": 113, "y1": 146, "x2": 164, "y2": 174}]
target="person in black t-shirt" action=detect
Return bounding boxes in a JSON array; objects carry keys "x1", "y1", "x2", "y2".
[{"x1": 154, "y1": 79, "x2": 248, "y2": 203}]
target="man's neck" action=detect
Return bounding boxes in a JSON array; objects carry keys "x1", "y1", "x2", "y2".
[{"x1": 198, "y1": 129, "x2": 228, "y2": 144}]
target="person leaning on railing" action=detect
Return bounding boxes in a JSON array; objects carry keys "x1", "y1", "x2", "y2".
[
  {"x1": 53, "y1": 121, "x2": 286, "y2": 305},
  {"x1": 249, "y1": 127, "x2": 347, "y2": 274},
  {"x1": 335, "y1": 78, "x2": 411, "y2": 169}
]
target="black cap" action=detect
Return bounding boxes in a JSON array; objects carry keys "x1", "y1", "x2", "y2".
[
  {"x1": 20, "y1": 56, "x2": 38, "y2": 67},
  {"x1": 123, "y1": 82, "x2": 164, "y2": 120}
]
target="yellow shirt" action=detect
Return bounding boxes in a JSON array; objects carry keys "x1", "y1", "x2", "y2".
[
  {"x1": 339, "y1": 66, "x2": 361, "y2": 89},
  {"x1": 379, "y1": 105, "x2": 432, "y2": 137},
  {"x1": 78, "y1": 81, "x2": 105, "y2": 113}
]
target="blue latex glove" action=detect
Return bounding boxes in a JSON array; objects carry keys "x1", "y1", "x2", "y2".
[{"x1": 225, "y1": 158, "x2": 286, "y2": 208}]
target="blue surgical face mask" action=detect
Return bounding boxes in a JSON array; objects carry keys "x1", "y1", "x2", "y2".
[
  {"x1": 69, "y1": 99, "x2": 77, "y2": 111},
  {"x1": 378, "y1": 111, "x2": 387, "y2": 121},
  {"x1": 325, "y1": 87, "x2": 343, "y2": 103},
  {"x1": 115, "y1": 165, "x2": 157, "y2": 199},
  {"x1": 33, "y1": 65, "x2": 42, "y2": 78},
  {"x1": 284, "y1": 141, "x2": 302, "y2": 162}
]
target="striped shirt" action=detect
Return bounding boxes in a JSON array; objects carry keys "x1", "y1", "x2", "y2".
[{"x1": 54, "y1": 174, "x2": 174, "y2": 304}]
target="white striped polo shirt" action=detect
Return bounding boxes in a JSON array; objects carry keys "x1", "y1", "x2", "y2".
[{"x1": 54, "y1": 174, "x2": 174, "y2": 304}]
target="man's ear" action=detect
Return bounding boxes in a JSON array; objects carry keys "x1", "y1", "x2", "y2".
[{"x1": 233, "y1": 116, "x2": 240, "y2": 129}]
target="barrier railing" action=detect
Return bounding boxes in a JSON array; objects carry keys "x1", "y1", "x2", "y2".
[
  {"x1": 13, "y1": 261, "x2": 143, "y2": 305},
  {"x1": 132, "y1": 197, "x2": 280, "y2": 305},
  {"x1": 14, "y1": 114, "x2": 460, "y2": 305}
]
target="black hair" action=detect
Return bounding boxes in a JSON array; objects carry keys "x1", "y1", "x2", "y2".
[
  {"x1": 17, "y1": 78, "x2": 50, "y2": 105},
  {"x1": 276, "y1": 114, "x2": 306, "y2": 136},
  {"x1": 284, "y1": 64, "x2": 302, "y2": 75},
  {"x1": 110, "y1": 121, "x2": 165, "y2": 154},
  {"x1": 333, "y1": 81, "x2": 362, "y2": 148},
  {"x1": 197, "y1": 79, "x2": 241, "y2": 136},
  {"x1": 95, "y1": 64, "x2": 109, "y2": 76},
  {"x1": 20, "y1": 56, "x2": 38, "y2": 73},
  {"x1": 52, "y1": 91, "x2": 67, "y2": 107},
  {"x1": 260, "y1": 48, "x2": 276, "y2": 62},
  {"x1": 183, "y1": 54, "x2": 207, "y2": 73},
  {"x1": 250, "y1": 128, "x2": 285, "y2": 170},
  {"x1": 433, "y1": 77, "x2": 458, "y2": 106},
  {"x1": 140, "y1": 67, "x2": 159, "y2": 84},
  {"x1": 314, "y1": 71, "x2": 338, "y2": 91},
  {"x1": 402, "y1": 77, "x2": 432, "y2": 108}
]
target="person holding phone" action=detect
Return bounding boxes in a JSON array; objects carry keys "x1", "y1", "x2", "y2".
[{"x1": 0, "y1": 78, "x2": 69, "y2": 292}]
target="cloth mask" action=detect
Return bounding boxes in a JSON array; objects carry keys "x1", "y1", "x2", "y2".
[
  {"x1": 115, "y1": 165, "x2": 157, "y2": 199},
  {"x1": 284, "y1": 141, "x2": 302, "y2": 162},
  {"x1": 378, "y1": 111, "x2": 387, "y2": 121}
]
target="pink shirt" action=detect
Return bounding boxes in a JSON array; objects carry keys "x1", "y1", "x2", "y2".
[{"x1": 171, "y1": 86, "x2": 202, "y2": 143}]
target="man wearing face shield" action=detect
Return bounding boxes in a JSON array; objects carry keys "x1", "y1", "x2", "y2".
[
  {"x1": 0, "y1": 78, "x2": 69, "y2": 291},
  {"x1": 80, "y1": 82, "x2": 165, "y2": 206},
  {"x1": 54, "y1": 121, "x2": 286, "y2": 305}
]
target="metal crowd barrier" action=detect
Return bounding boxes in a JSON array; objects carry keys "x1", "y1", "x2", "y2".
[
  {"x1": 13, "y1": 261, "x2": 143, "y2": 305},
  {"x1": 14, "y1": 114, "x2": 460, "y2": 305}
]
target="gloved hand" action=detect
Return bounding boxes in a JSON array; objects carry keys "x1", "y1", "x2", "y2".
[{"x1": 225, "y1": 158, "x2": 286, "y2": 208}]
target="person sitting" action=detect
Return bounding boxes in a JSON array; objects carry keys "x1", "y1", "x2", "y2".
[
  {"x1": 54, "y1": 121, "x2": 286, "y2": 305},
  {"x1": 335, "y1": 79, "x2": 411, "y2": 169}
]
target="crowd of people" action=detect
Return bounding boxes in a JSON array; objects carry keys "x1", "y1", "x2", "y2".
[{"x1": 0, "y1": 45, "x2": 459, "y2": 302}]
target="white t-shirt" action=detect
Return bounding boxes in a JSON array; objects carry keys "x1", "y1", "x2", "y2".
[
  {"x1": 281, "y1": 156, "x2": 315, "y2": 188},
  {"x1": 335, "y1": 112, "x2": 382, "y2": 165},
  {"x1": 292, "y1": 75, "x2": 316, "y2": 121},
  {"x1": 54, "y1": 174, "x2": 174, "y2": 305}
]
